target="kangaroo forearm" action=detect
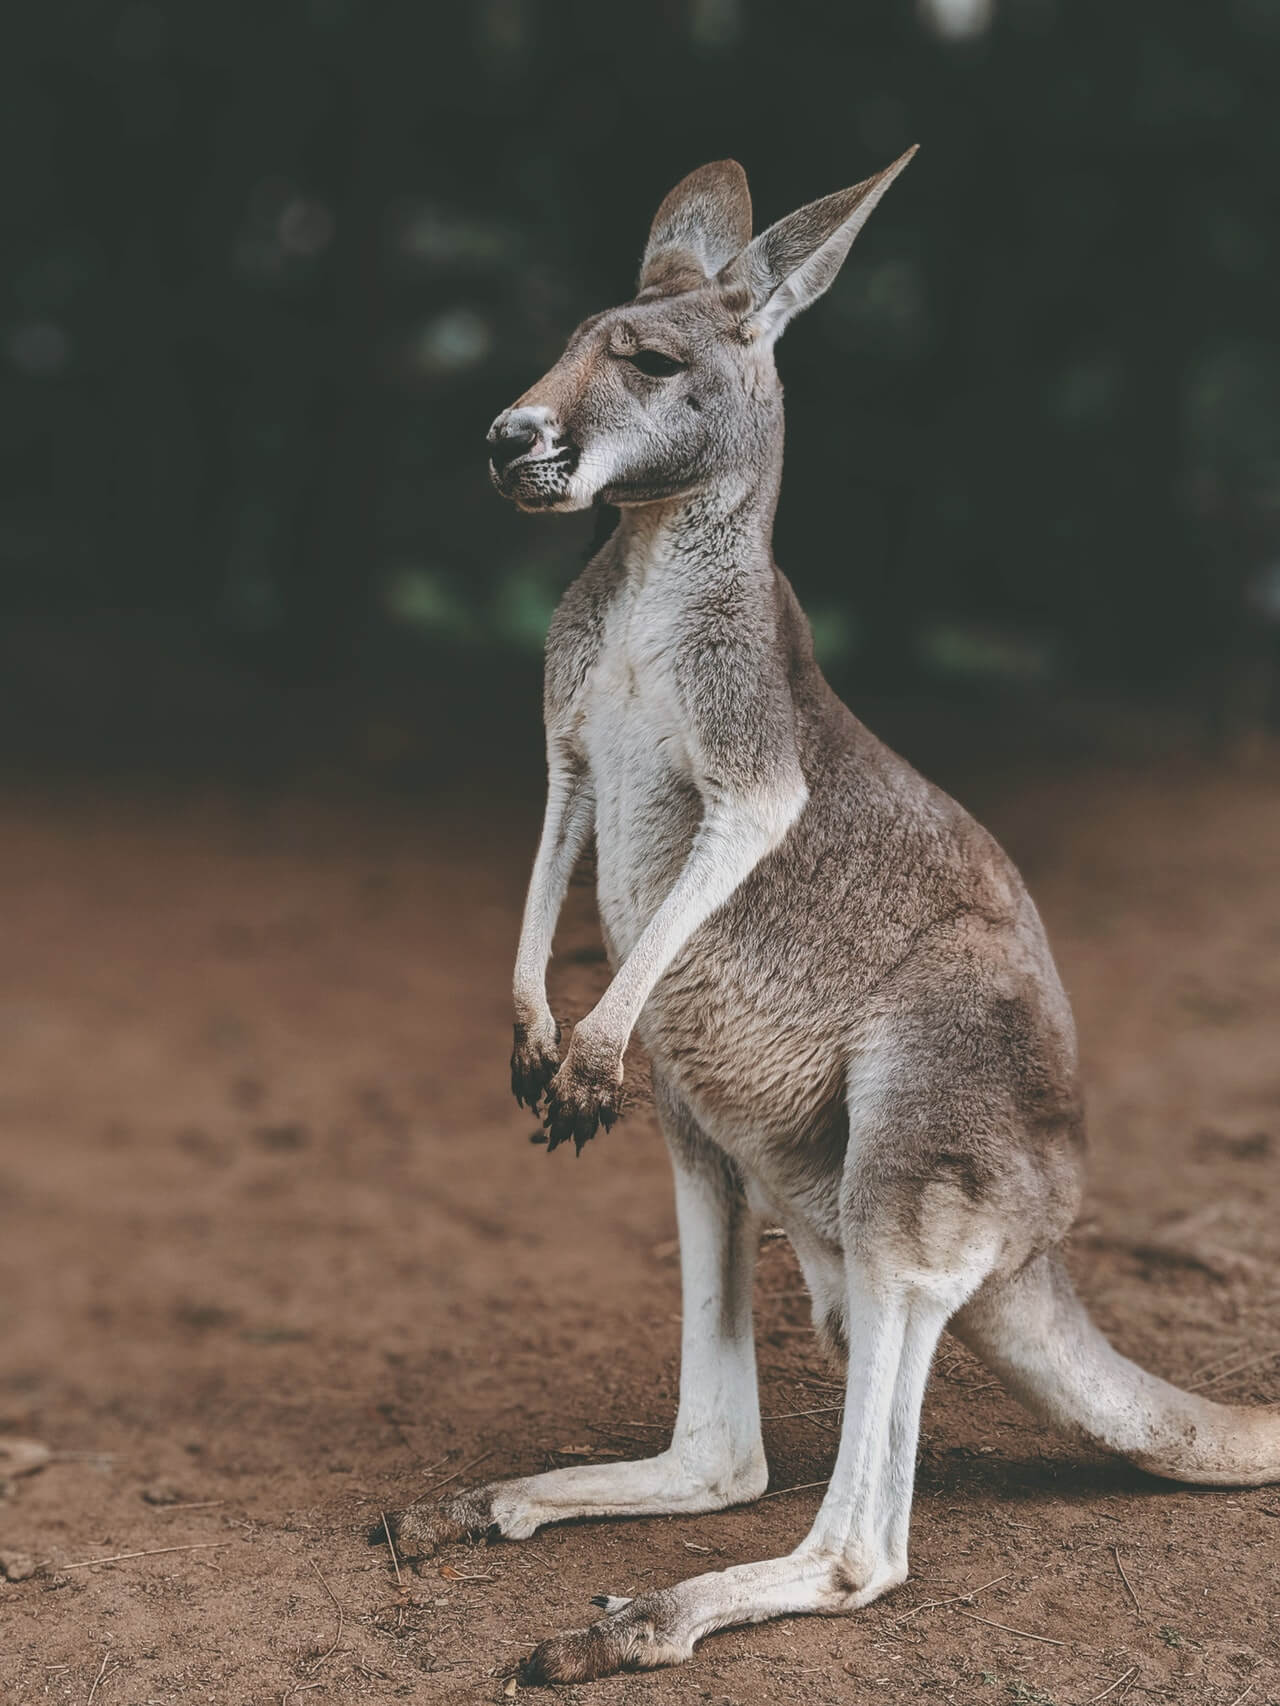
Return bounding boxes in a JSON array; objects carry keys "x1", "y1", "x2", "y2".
[
  {"x1": 513, "y1": 769, "x2": 594, "y2": 1025},
  {"x1": 583, "y1": 784, "x2": 805, "y2": 1050}
]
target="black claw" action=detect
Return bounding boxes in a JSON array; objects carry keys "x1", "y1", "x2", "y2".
[
  {"x1": 540, "y1": 1071, "x2": 624, "y2": 1158},
  {"x1": 528, "y1": 1127, "x2": 548, "y2": 1145},
  {"x1": 511, "y1": 1024, "x2": 560, "y2": 1115},
  {"x1": 512, "y1": 1068, "x2": 552, "y2": 1115}
]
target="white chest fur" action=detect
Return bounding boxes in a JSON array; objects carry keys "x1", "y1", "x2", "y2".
[{"x1": 579, "y1": 567, "x2": 703, "y2": 955}]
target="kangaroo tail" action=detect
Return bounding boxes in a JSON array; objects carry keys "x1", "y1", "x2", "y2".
[{"x1": 951, "y1": 1251, "x2": 1280, "y2": 1486}]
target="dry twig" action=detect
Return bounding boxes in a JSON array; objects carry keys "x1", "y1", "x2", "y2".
[
  {"x1": 1186, "y1": 1349, "x2": 1279, "y2": 1393},
  {"x1": 61, "y1": 1542, "x2": 229, "y2": 1572},
  {"x1": 758, "y1": 1478, "x2": 830, "y2": 1501},
  {"x1": 305, "y1": 1558, "x2": 344, "y2": 1676},
  {"x1": 953, "y1": 1608, "x2": 1065, "y2": 1646},
  {"x1": 86, "y1": 1652, "x2": 118, "y2": 1706},
  {"x1": 1083, "y1": 1664, "x2": 1138, "y2": 1704},
  {"x1": 1112, "y1": 1546, "x2": 1141, "y2": 1613},
  {"x1": 1185, "y1": 1342, "x2": 1248, "y2": 1384},
  {"x1": 380, "y1": 1511, "x2": 403, "y2": 1588},
  {"x1": 893, "y1": 1572, "x2": 1011, "y2": 1625},
  {"x1": 421, "y1": 1448, "x2": 493, "y2": 1495}
]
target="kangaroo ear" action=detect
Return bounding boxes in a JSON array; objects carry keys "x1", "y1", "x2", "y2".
[
  {"x1": 719, "y1": 147, "x2": 917, "y2": 342},
  {"x1": 638, "y1": 160, "x2": 753, "y2": 297}
]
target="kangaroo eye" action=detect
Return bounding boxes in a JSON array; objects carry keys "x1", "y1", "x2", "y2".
[{"x1": 628, "y1": 349, "x2": 685, "y2": 378}]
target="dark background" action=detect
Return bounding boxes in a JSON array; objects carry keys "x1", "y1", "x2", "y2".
[{"x1": 4, "y1": 0, "x2": 1279, "y2": 776}]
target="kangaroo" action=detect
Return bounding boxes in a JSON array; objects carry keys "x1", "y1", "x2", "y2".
[{"x1": 385, "y1": 151, "x2": 1280, "y2": 1683}]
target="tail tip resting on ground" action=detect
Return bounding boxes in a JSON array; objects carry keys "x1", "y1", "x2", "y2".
[{"x1": 953, "y1": 1252, "x2": 1280, "y2": 1488}]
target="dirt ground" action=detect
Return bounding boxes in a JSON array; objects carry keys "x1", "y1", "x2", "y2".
[{"x1": 1, "y1": 743, "x2": 1279, "y2": 1706}]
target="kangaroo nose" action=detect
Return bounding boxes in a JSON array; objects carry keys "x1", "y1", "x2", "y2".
[
  {"x1": 488, "y1": 421, "x2": 539, "y2": 474},
  {"x1": 490, "y1": 401, "x2": 562, "y2": 468}
]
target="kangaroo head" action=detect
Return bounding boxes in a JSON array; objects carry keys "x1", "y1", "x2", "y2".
[{"x1": 487, "y1": 148, "x2": 916, "y2": 514}]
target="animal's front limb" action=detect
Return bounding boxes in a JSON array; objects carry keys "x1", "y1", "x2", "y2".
[
  {"x1": 510, "y1": 750, "x2": 594, "y2": 1110},
  {"x1": 541, "y1": 778, "x2": 805, "y2": 1150},
  {"x1": 388, "y1": 1106, "x2": 765, "y2": 1558}
]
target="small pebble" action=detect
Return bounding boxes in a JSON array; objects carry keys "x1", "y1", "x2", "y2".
[
  {"x1": 142, "y1": 1481, "x2": 187, "y2": 1506},
  {"x1": 0, "y1": 1439, "x2": 51, "y2": 1478}
]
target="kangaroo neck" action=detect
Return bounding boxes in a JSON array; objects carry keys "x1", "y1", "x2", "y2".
[{"x1": 612, "y1": 472, "x2": 780, "y2": 595}]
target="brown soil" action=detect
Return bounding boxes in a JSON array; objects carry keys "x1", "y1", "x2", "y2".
[{"x1": 1, "y1": 751, "x2": 1279, "y2": 1706}]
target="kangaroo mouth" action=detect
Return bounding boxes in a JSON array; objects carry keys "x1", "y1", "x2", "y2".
[{"x1": 492, "y1": 443, "x2": 581, "y2": 509}]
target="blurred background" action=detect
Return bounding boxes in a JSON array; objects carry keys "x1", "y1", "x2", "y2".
[{"x1": 4, "y1": 0, "x2": 1280, "y2": 777}]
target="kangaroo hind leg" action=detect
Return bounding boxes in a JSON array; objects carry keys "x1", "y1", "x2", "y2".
[
  {"x1": 518, "y1": 1047, "x2": 1014, "y2": 1683},
  {"x1": 520, "y1": 1235, "x2": 991, "y2": 1684},
  {"x1": 387, "y1": 1076, "x2": 766, "y2": 1562}
]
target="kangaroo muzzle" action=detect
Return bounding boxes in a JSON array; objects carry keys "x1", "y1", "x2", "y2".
[{"x1": 486, "y1": 405, "x2": 580, "y2": 508}]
